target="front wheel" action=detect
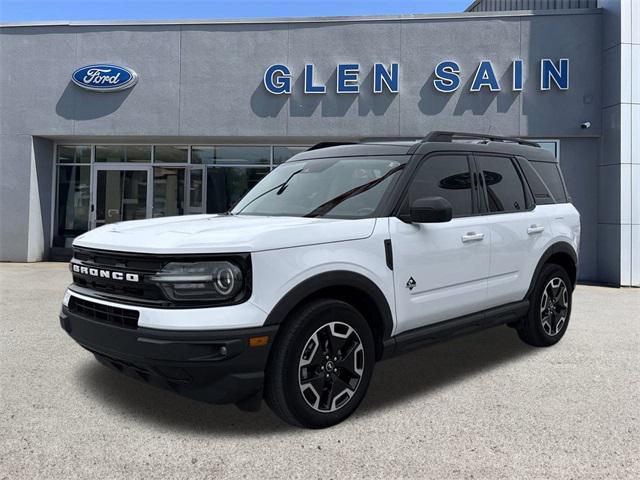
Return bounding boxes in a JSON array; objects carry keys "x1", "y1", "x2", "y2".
[
  {"x1": 517, "y1": 263, "x2": 573, "y2": 347},
  {"x1": 264, "y1": 299, "x2": 375, "y2": 428}
]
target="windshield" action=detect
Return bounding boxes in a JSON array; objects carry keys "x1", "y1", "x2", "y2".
[{"x1": 231, "y1": 156, "x2": 408, "y2": 218}]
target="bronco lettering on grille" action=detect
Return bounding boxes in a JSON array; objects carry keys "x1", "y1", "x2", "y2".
[{"x1": 71, "y1": 263, "x2": 139, "y2": 282}]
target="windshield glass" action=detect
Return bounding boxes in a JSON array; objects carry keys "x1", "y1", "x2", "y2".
[{"x1": 231, "y1": 156, "x2": 407, "y2": 218}]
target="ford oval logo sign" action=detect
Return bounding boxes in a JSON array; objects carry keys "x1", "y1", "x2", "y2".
[{"x1": 72, "y1": 64, "x2": 138, "y2": 92}]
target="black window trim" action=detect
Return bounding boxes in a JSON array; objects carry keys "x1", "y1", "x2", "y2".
[
  {"x1": 472, "y1": 153, "x2": 535, "y2": 217},
  {"x1": 514, "y1": 155, "x2": 555, "y2": 206},
  {"x1": 393, "y1": 151, "x2": 481, "y2": 219}
]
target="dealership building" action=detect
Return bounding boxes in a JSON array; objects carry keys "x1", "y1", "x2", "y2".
[{"x1": 0, "y1": 0, "x2": 638, "y2": 286}]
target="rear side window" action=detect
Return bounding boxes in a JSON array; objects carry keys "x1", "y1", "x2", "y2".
[
  {"x1": 515, "y1": 158, "x2": 554, "y2": 205},
  {"x1": 406, "y1": 154, "x2": 473, "y2": 217},
  {"x1": 530, "y1": 161, "x2": 568, "y2": 203},
  {"x1": 476, "y1": 155, "x2": 527, "y2": 213}
]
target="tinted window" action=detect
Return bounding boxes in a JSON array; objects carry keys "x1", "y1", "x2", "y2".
[
  {"x1": 515, "y1": 158, "x2": 554, "y2": 205},
  {"x1": 531, "y1": 161, "x2": 567, "y2": 203},
  {"x1": 407, "y1": 155, "x2": 473, "y2": 217},
  {"x1": 477, "y1": 156, "x2": 526, "y2": 213}
]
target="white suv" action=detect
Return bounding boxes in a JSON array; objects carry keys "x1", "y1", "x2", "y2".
[{"x1": 61, "y1": 131, "x2": 580, "y2": 428}]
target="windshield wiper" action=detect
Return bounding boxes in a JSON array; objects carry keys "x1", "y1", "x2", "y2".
[
  {"x1": 304, "y1": 163, "x2": 405, "y2": 218},
  {"x1": 235, "y1": 168, "x2": 304, "y2": 215}
]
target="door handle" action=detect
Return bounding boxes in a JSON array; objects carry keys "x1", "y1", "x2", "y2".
[
  {"x1": 527, "y1": 225, "x2": 545, "y2": 235},
  {"x1": 462, "y1": 232, "x2": 485, "y2": 243}
]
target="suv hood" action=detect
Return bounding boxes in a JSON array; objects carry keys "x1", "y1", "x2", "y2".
[{"x1": 73, "y1": 215, "x2": 376, "y2": 254}]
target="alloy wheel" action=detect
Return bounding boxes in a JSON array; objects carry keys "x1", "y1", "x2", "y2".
[
  {"x1": 540, "y1": 277, "x2": 569, "y2": 336},
  {"x1": 298, "y1": 321, "x2": 365, "y2": 413}
]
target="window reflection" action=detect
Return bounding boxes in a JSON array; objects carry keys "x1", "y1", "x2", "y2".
[
  {"x1": 95, "y1": 145, "x2": 151, "y2": 163},
  {"x1": 154, "y1": 146, "x2": 188, "y2": 163},
  {"x1": 153, "y1": 167, "x2": 185, "y2": 217},
  {"x1": 54, "y1": 165, "x2": 90, "y2": 246},
  {"x1": 57, "y1": 145, "x2": 91, "y2": 164},
  {"x1": 206, "y1": 167, "x2": 269, "y2": 213}
]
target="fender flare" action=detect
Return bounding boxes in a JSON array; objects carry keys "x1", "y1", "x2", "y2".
[
  {"x1": 526, "y1": 241, "x2": 578, "y2": 299},
  {"x1": 263, "y1": 270, "x2": 394, "y2": 339}
]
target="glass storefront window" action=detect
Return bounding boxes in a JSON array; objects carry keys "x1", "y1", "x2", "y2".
[
  {"x1": 192, "y1": 146, "x2": 270, "y2": 165},
  {"x1": 54, "y1": 165, "x2": 91, "y2": 245},
  {"x1": 95, "y1": 169, "x2": 148, "y2": 226},
  {"x1": 154, "y1": 145, "x2": 188, "y2": 163},
  {"x1": 273, "y1": 146, "x2": 308, "y2": 164},
  {"x1": 206, "y1": 166, "x2": 269, "y2": 213},
  {"x1": 188, "y1": 169, "x2": 203, "y2": 211},
  {"x1": 53, "y1": 143, "x2": 311, "y2": 246},
  {"x1": 153, "y1": 167, "x2": 185, "y2": 217},
  {"x1": 215, "y1": 146, "x2": 270, "y2": 165},
  {"x1": 57, "y1": 145, "x2": 91, "y2": 164},
  {"x1": 536, "y1": 141, "x2": 558, "y2": 159},
  {"x1": 190, "y1": 147, "x2": 214, "y2": 165},
  {"x1": 95, "y1": 145, "x2": 151, "y2": 163}
]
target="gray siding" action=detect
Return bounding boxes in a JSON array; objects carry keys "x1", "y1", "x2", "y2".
[{"x1": 0, "y1": 13, "x2": 602, "y2": 139}]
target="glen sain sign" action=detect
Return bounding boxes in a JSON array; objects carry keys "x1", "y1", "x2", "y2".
[
  {"x1": 72, "y1": 64, "x2": 138, "y2": 92},
  {"x1": 263, "y1": 59, "x2": 569, "y2": 94}
]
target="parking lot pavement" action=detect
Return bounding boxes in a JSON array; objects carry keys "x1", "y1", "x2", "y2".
[{"x1": 1, "y1": 263, "x2": 639, "y2": 479}]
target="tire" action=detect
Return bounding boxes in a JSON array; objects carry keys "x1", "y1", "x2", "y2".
[
  {"x1": 517, "y1": 263, "x2": 573, "y2": 347},
  {"x1": 264, "y1": 298, "x2": 375, "y2": 428}
]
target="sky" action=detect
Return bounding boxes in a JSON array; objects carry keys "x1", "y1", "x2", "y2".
[{"x1": 0, "y1": 0, "x2": 471, "y2": 23}]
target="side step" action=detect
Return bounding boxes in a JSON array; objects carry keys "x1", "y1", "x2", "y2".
[{"x1": 381, "y1": 300, "x2": 529, "y2": 360}]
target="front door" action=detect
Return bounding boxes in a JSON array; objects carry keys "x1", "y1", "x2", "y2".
[
  {"x1": 91, "y1": 166, "x2": 152, "y2": 228},
  {"x1": 389, "y1": 153, "x2": 491, "y2": 335}
]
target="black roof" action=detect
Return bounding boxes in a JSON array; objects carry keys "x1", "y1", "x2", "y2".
[{"x1": 289, "y1": 131, "x2": 557, "y2": 163}]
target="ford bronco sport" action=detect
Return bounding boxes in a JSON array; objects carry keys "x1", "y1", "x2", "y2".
[{"x1": 61, "y1": 131, "x2": 580, "y2": 428}]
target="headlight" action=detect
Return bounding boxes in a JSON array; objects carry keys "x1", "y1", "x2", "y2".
[{"x1": 150, "y1": 261, "x2": 244, "y2": 303}]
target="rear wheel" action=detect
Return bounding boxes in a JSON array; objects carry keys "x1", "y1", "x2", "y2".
[
  {"x1": 264, "y1": 299, "x2": 375, "y2": 428},
  {"x1": 517, "y1": 263, "x2": 572, "y2": 347}
]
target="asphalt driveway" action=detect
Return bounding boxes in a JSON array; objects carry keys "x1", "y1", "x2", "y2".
[{"x1": 1, "y1": 263, "x2": 638, "y2": 479}]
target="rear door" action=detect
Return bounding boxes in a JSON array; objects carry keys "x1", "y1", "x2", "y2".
[
  {"x1": 475, "y1": 154, "x2": 553, "y2": 307},
  {"x1": 389, "y1": 153, "x2": 491, "y2": 335}
]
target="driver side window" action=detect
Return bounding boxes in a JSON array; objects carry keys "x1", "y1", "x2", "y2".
[{"x1": 405, "y1": 154, "x2": 474, "y2": 217}]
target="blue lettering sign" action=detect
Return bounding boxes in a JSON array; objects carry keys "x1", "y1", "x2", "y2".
[
  {"x1": 264, "y1": 64, "x2": 292, "y2": 94},
  {"x1": 304, "y1": 64, "x2": 326, "y2": 94},
  {"x1": 337, "y1": 64, "x2": 360, "y2": 94},
  {"x1": 373, "y1": 63, "x2": 399, "y2": 93},
  {"x1": 72, "y1": 64, "x2": 138, "y2": 92},
  {"x1": 470, "y1": 60, "x2": 500, "y2": 92},
  {"x1": 541, "y1": 58, "x2": 569, "y2": 90},
  {"x1": 512, "y1": 59, "x2": 523, "y2": 91},
  {"x1": 433, "y1": 61, "x2": 461, "y2": 93}
]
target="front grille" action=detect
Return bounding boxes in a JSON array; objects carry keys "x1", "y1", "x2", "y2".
[
  {"x1": 69, "y1": 296, "x2": 139, "y2": 329},
  {"x1": 70, "y1": 247, "x2": 252, "y2": 308},
  {"x1": 71, "y1": 247, "x2": 166, "y2": 305}
]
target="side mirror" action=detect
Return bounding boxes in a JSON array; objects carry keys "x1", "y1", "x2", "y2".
[{"x1": 406, "y1": 196, "x2": 453, "y2": 223}]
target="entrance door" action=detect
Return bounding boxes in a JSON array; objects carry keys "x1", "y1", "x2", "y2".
[{"x1": 91, "y1": 166, "x2": 152, "y2": 229}]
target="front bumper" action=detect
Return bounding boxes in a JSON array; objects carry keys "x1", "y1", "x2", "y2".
[{"x1": 60, "y1": 305, "x2": 278, "y2": 406}]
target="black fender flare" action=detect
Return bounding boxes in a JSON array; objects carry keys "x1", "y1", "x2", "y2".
[
  {"x1": 525, "y1": 241, "x2": 578, "y2": 299},
  {"x1": 263, "y1": 270, "x2": 394, "y2": 340}
]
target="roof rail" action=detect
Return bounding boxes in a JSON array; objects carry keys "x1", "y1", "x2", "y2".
[
  {"x1": 423, "y1": 131, "x2": 540, "y2": 148},
  {"x1": 306, "y1": 141, "x2": 357, "y2": 151}
]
